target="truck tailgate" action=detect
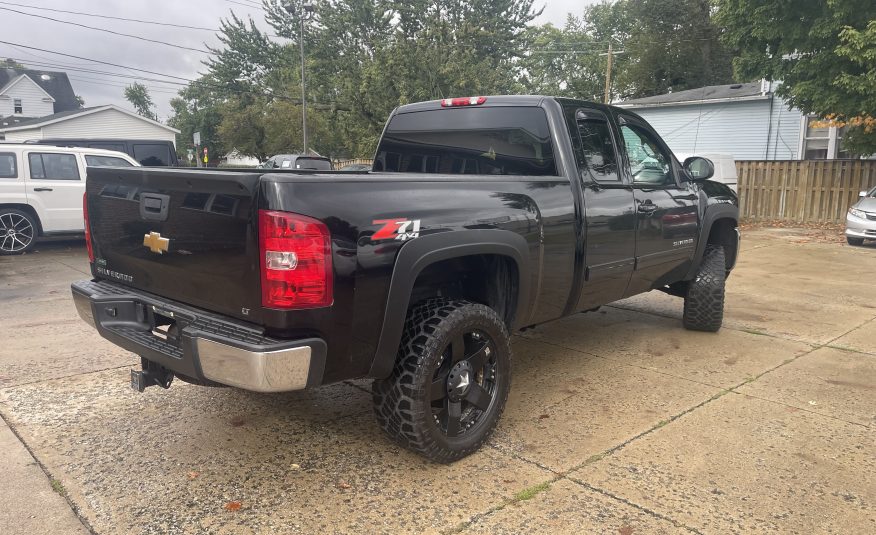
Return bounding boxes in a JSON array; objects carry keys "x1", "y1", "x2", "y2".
[{"x1": 86, "y1": 167, "x2": 262, "y2": 322}]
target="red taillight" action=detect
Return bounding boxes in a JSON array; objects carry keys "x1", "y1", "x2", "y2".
[
  {"x1": 441, "y1": 96, "x2": 487, "y2": 107},
  {"x1": 258, "y1": 210, "x2": 332, "y2": 309},
  {"x1": 83, "y1": 193, "x2": 94, "y2": 263}
]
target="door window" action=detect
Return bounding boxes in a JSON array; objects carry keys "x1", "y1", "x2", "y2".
[
  {"x1": 28, "y1": 153, "x2": 80, "y2": 180},
  {"x1": 575, "y1": 119, "x2": 620, "y2": 183},
  {"x1": 620, "y1": 124, "x2": 673, "y2": 186},
  {"x1": 0, "y1": 153, "x2": 16, "y2": 178},
  {"x1": 85, "y1": 155, "x2": 134, "y2": 167}
]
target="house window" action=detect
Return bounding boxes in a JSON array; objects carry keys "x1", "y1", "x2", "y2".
[
  {"x1": 801, "y1": 117, "x2": 852, "y2": 159},
  {"x1": 802, "y1": 117, "x2": 829, "y2": 159},
  {"x1": 13, "y1": 99, "x2": 23, "y2": 114}
]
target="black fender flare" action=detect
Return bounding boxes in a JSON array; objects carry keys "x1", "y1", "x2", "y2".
[
  {"x1": 684, "y1": 203, "x2": 739, "y2": 280},
  {"x1": 368, "y1": 229, "x2": 533, "y2": 379}
]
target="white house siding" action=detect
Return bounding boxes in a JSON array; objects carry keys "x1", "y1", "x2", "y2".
[
  {"x1": 0, "y1": 76, "x2": 54, "y2": 118},
  {"x1": 41, "y1": 108, "x2": 176, "y2": 144},
  {"x1": 765, "y1": 100, "x2": 803, "y2": 160},
  {"x1": 627, "y1": 97, "x2": 804, "y2": 161}
]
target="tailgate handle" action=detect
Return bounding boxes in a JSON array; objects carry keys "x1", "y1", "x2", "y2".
[{"x1": 140, "y1": 193, "x2": 170, "y2": 222}]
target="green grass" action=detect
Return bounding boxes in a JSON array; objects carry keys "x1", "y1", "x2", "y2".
[
  {"x1": 514, "y1": 481, "x2": 550, "y2": 502},
  {"x1": 50, "y1": 478, "x2": 67, "y2": 497}
]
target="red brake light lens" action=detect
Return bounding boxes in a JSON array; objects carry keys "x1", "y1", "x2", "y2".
[
  {"x1": 83, "y1": 193, "x2": 94, "y2": 263},
  {"x1": 441, "y1": 96, "x2": 487, "y2": 107},
  {"x1": 258, "y1": 210, "x2": 332, "y2": 309}
]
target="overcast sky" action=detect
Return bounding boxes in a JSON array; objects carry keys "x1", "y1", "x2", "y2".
[{"x1": 0, "y1": 1, "x2": 594, "y2": 121}]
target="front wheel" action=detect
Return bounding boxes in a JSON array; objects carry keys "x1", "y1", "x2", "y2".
[
  {"x1": 847, "y1": 237, "x2": 864, "y2": 246},
  {"x1": 0, "y1": 208, "x2": 37, "y2": 255},
  {"x1": 683, "y1": 245, "x2": 726, "y2": 332},
  {"x1": 372, "y1": 299, "x2": 512, "y2": 463}
]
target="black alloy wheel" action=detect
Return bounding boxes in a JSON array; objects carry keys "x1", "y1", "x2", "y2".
[
  {"x1": 430, "y1": 329, "x2": 498, "y2": 438},
  {"x1": 373, "y1": 299, "x2": 512, "y2": 463}
]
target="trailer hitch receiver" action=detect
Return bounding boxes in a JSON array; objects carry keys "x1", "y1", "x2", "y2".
[{"x1": 131, "y1": 357, "x2": 174, "y2": 392}]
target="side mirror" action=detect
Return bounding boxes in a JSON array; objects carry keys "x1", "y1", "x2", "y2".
[
  {"x1": 683, "y1": 156, "x2": 714, "y2": 181},
  {"x1": 860, "y1": 191, "x2": 867, "y2": 198}
]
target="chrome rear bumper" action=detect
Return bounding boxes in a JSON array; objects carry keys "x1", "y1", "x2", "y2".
[{"x1": 72, "y1": 279, "x2": 326, "y2": 392}]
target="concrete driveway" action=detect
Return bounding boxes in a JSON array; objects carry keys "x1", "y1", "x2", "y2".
[{"x1": 1, "y1": 230, "x2": 874, "y2": 534}]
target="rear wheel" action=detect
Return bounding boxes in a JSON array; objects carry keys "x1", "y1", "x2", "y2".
[
  {"x1": 683, "y1": 245, "x2": 726, "y2": 332},
  {"x1": 372, "y1": 299, "x2": 511, "y2": 463},
  {"x1": 0, "y1": 208, "x2": 37, "y2": 255},
  {"x1": 847, "y1": 237, "x2": 864, "y2": 246}
]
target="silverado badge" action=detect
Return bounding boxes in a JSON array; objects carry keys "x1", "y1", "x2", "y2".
[{"x1": 143, "y1": 231, "x2": 170, "y2": 254}]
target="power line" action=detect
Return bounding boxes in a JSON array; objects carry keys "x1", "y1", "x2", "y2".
[
  {"x1": 2, "y1": 45, "x2": 350, "y2": 110},
  {"x1": 67, "y1": 76, "x2": 181, "y2": 95},
  {"x1": 0, "y1": 6, "x2": 212, "y2": 54},
  {"x1": 19, "y1": 60, "x2": 190, "y2": 87},
  {"x1": 0, "y1": 1, "x2": 221, "y2": 31},
  {"x1": 222, "y1": 0, "x2": 265, "y2": 10},
  {"x1": 0, "y1": 40, "x2": 194, "y2": 82}
]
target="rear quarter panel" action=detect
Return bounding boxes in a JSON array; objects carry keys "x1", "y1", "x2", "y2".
[{"x1": 260, "y1": 174, "x2": 576, "y2": 382}]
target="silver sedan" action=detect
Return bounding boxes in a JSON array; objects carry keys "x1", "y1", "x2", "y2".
[{"x1": 846, "y1": 186, "x2": 876, "y2": 246}]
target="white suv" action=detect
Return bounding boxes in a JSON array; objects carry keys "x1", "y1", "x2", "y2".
[{"x1": 0, "y1": 143, "x2": 140, "y2": 255}]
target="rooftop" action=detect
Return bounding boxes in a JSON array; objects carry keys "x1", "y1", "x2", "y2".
[{"x1": 619, "y1": 81, "x2": 767, "y2": 108}]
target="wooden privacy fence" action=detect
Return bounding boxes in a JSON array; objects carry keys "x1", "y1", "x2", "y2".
[
  {"x1": 737, "y1": 160, "x2": 876, "y2": 223},
  {"x1": 333, "y1": 158, "x2": 373, "y2": 169}
]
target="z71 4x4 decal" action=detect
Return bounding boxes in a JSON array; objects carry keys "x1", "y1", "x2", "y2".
[{"x1": 372, "y1": 219, "x2": 421, "y2": 242}]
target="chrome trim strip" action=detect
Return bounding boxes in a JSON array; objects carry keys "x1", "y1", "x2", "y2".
[{"x1": 197, "y1": 338, "x2": 312, "y2": 392}]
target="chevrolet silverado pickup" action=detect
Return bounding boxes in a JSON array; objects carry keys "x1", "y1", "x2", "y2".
[{"x1": 72, "y1": 95, "x2": 739, "y2": 462}]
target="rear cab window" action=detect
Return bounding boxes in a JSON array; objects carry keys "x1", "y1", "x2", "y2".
[
  {"x1": 0, "y1": 153, "x2": 17, "y2": 178},
  {"x1": 27, "y1": 153, "x2": 80, "y2": 180},
  {"x1": 375, "y1": 106, "x2": 557, "y2": 176}
]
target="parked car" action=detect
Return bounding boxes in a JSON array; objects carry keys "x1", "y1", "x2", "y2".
[
  {"x1": 339, "y1": 163, "x2": 372, "y2": 172},
  {"x1": 259, "y1": 154, "x2": 333, "y2": 170},
  {"x1": 72, "y1": 95, "x2": 739, "y2": 462},
  {"x1": 675, "y1": 153, "x2": 737, "y2": 193},
  {"x1": 846, "y1": 186, "x2": 876, "y2": 245},
  {"x1": 28, "y1": 138, "x2": 178, "y2": 167},
  {"x1": 0, "y1": 144, "x2": 139, "y2": 254}
]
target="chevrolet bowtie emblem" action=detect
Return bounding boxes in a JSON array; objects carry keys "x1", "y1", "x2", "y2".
[{"x1": 143, "y1": 231, "x2": 169, "y2": 254}]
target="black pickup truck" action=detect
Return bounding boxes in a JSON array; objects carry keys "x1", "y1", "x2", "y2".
[{"x1": 72, "y1": 95, "x2": 739, "y2": 462}]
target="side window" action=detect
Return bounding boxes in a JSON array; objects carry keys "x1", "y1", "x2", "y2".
[
  {"x1": 0, "y1": 153, "x2": 17, "y2": 178},
  {"x1": 88, "y1": 143, "x2": 126, "y2": 153},
  {"x1": 576, "y1": 119, "x2": 620, "y2": 183},
  {"x1": 132, "y1": 144, "x2": 170, "y2": 166},
  {"x1": 28, "y1": 153, "x2": 80, "y2": 180},
  {"x1": 620, "y1": 123, "x2": 673, "y2": 186},
  {"x1": 85, "y1": 155, "x2": 134, "y2": 167}
]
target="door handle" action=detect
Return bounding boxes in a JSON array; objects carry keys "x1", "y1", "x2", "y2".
[
  {"x1": 637, "y1": 201, "x2": 657, "y2": 213},
  {"x1": 33, "y1": 187, "x2": 54, "y2": 192}
]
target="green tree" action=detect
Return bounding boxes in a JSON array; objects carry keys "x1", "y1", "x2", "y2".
[
  {"x1": 168, "y1": 77, "x2": 227, "y2": 164},
  {"x1": 618, "y1": 0, "x2": 734, "y2": 98},
  {"x1": 717, "y1": 0, "x2": 876, "y2": 155},
  {"x1": 3, "y1": 58, "x2": 25, "y2": 69},
  {"x1": 124, "y1": 82, "x2": 158, "y2": 121}
]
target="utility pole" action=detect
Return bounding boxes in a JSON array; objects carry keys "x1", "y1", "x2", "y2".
[
  {"x1": 600, "y1": 43, "x2": 625, "y2": 104},
  {"x1": 299, "y1": 7, "x2": 308, "y2": 155},
  {"x1": 286, "y1": 1, "x2": 315, "y2": 155}
]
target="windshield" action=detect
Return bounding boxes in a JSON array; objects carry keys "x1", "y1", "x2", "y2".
[{"x1": 375, "y1": 106, "x2": 557, "y2": 176}]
